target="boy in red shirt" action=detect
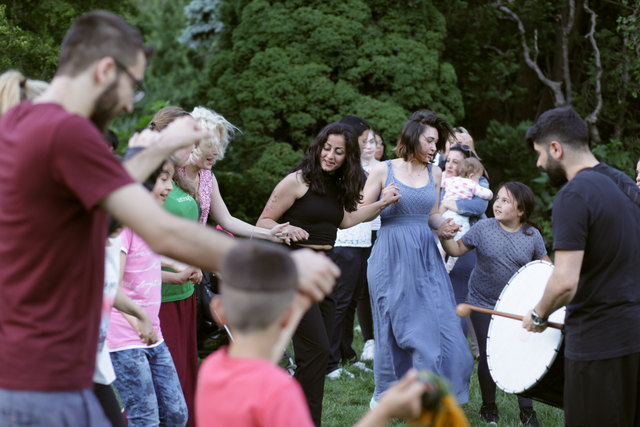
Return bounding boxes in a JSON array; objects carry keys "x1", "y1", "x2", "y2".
[{"x1": 196, "y1": 241, "x2": 425, "y2": 427}]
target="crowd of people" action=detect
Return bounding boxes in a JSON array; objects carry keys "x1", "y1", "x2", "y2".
[{"x1": 0, "y1": 9, "x2": 639, "y2": 427}]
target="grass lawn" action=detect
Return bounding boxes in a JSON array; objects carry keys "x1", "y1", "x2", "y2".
[{"x1": 320, "y1": 330, "x2": 565, "y2": 426}]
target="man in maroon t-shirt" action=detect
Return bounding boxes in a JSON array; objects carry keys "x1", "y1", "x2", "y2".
[{"x1": 0, "y1": 10, "x2": 339, "y2": 426}]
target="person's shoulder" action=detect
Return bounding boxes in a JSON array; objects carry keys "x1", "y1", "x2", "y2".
[
  {"x1": 522, "y1": 224, "x2": 543, "y2": 239},
  {"x1": 476, "y1": 217, "x2": 496, "y2": 228},
  {"x1": 280, "y1": 170, "x2": 309, "y2": 195},
  {"x1": 44, "y1": 105, "x2": 98, "y2": 133},
  {"x1": 369, "y1": 160, "x2": 389, "y2": 177},
  {"x1": 592, "y1": 162, "x2": 637, "y2": 186},
  {"x1": 200, "y1": 348, "x2": 226, "y2": 372},
  {"x1": 431, "y1": 162, "x2": 443, "y2": 179}
]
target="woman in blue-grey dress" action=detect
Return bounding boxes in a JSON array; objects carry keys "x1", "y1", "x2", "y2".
[{"x1": 362, "y1": 110, "x2": 473, "y2": 406}]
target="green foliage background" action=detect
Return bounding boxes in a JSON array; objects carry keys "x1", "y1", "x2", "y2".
[{"x1": 2, "y1": 0, "x2": 639, "y2": 240}]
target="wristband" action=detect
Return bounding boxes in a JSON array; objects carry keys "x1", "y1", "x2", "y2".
[{"x1": 531, "y1": 309, "x2": 548, "y2": 327}]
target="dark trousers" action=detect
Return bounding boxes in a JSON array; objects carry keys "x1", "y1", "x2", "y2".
[
  {"x1": 293, "y1": 295, "x2": 335, "y2": 427},
  {"x1": 328, "y1": 246, "x2": 371, "y2": 371},
  {"x1": 93, "y1": 383, "x2": 126, "y2": 427},
  {"x1": 358, "y1": 233, "x2": 376, "y2": 342},
  {"x1": 470, "y1": 311, "x2": 532, "y2": 409},
  {"x1": 564, "y1": 352, "x2": 640, "y2": 427},
  {"x1": 159, "y1": 294, "x2": 198, "y2": 427}
]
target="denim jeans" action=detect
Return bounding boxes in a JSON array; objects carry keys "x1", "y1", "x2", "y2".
[
  {"x1": 110, "y1": 342, "x2": 187, "y2": 427},
  {"x1": 0, "y1": 388, "x2": 109, "y2": 426}
]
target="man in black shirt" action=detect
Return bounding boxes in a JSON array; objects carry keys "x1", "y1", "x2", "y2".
[{"x1": 523, "y1": 106, "x2": 640, "y2": 426}]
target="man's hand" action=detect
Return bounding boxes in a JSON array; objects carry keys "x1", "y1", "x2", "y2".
[
  {"x1": 127, "y1": 129, "x2": 160, "y2": 148},
  {"x1": 522, "y1": 310, "x2": 548, "y2": 333},
  {"x1": 160, "y1": 116, "x2": 213, "y2": 153},
  {"x1": 290, "y1": 249, "x2": 340, "y2": 302}
]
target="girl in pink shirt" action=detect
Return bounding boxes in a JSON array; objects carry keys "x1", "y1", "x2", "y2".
[{"x1": 106, "y1": 160, "x2": 188, "y2": 427}]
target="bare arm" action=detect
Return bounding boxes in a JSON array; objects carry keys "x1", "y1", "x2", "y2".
[
  {"x1": 161, "y1": 267, "x2": 202, "y2": 285},
  {"x1": 102, "y1": 183, "x2": 339, "y2": 303},
  {"x1": 439, "y1": 233, "x2": 470, "y2": 257},
  {"x1": 359, "y1": 161, "x2": 387, "y2": 206},
  {"x1": 101, "y1": 184, "x2": 235, "y2": 272},
  {"x1": 340, "y1": 162, "x2": 399, "y2": 228},
  {"x1": 523, "y1": 250, "x2": 582, "y2": 332},
  {"x1": 428, "y1": 165, "x2": 445, "y2": 230},
  {"x1": 113, "y1": 287, "x2": 158, "y2": 345},
  {"x1": 340, "y1": 182, "x2": 400, "y2": 228},
  {"x1": 257, "y1": 172, "x2": 309, "y2": 243},
  {"x1": 160, "y1": 256, "x2": 190, "y2": 272},
  {"x1": 208, "y1": 173, "x2": 287, "y2": 242}
]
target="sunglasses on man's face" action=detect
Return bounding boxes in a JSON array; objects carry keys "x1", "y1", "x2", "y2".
[{"x1": 450, "y1": 144, "x2": 481, "y2": 160}]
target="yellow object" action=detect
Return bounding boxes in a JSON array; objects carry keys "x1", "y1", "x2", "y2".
[{"x1": 407, "y1": 371, "x2": 469, "y2": 427}]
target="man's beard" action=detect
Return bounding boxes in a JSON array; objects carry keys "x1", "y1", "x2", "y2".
[
  {"x1": 543, "y1": 156, "x2": 568, "y2": 188},
  {"x1": 90, "y1": 80, "x2": 119, "y2": 133}
]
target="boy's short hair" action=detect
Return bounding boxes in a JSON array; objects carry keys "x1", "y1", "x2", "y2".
[
  {"x1": 458, "y1": 157, "x2": 484, "y2": 178},
  {"x1": 219, "y1": 241, "x2": 298, "y2": 333}
]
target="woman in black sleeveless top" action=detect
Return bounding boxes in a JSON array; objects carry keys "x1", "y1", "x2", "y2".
[{"x1": 257, "y1": 122, "x2": 400, "y2": 426}]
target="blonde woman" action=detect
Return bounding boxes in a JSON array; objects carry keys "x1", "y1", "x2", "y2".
[
  {"x1": 178, "y1": 106, "x2": 286, "y2": 240},
  {"x1": 0, "y1": 70, "x2": 48, "y2": 116}
]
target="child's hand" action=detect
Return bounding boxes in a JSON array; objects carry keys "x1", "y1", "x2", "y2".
[
  {"x1": 123, "y1": 312, "x2": 158, "y2": 345},
  {"x1": 188, "y1": 268, "x2": 203, "y2": 284},
  {"x1": 135, "y1": 315, "x2": 158, "y2": 345},
  {"x1": 176, "y1": 266, "x2": 200, "y2": 284},
  {"x1": 438, "y1": 218, "x2": 461, "y2": 240},
  {"x1": 375, "y1": 369, "x2": 424, "y2": 420}
]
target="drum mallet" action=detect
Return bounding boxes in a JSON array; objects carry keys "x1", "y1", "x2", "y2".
[{"x1": 456, "y1": 303, "x2": 564, "y2": 331}]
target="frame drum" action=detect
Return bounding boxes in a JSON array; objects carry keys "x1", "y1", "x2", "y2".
[{"x1": 486, "y1": 260, "x2": 565, "y2": 408}]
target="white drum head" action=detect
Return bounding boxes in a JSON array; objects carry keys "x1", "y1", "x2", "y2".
[{"x1": 487, "y1": 260, "x2": 565, "y2": 394}]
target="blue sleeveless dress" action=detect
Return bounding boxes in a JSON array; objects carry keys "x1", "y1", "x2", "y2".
[{"x1": 367, "y1": 160, "x2": 473, "y2": 403}]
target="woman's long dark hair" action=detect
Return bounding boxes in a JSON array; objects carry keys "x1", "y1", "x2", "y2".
[
  {"x1": 292, "y1": 122, "x2": 365, "y2": 212},
  {"x1": 499, "y1": 181, "x2": 542, "y2": 236}
]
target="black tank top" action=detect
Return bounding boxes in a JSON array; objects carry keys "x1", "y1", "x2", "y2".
[{"x1": 282, "y1": 174, "x2": 344, "y2": 246}]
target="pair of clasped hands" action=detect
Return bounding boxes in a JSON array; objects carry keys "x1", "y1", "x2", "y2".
[{"x1": 273, "y1": 181, "x2": 403, "y2": 245}]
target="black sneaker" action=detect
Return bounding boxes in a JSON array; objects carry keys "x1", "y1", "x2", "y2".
[
  {"x1": 479, "y1": 403, "x2": 499, "y2": 424},
  {"x1": 519, "y1": 407, "x2": 540, "y2": 427}
]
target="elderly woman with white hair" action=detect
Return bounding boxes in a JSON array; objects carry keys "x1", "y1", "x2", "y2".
[{"x1": 177, "y1": 106, "x2": 286, "y2": 239}]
